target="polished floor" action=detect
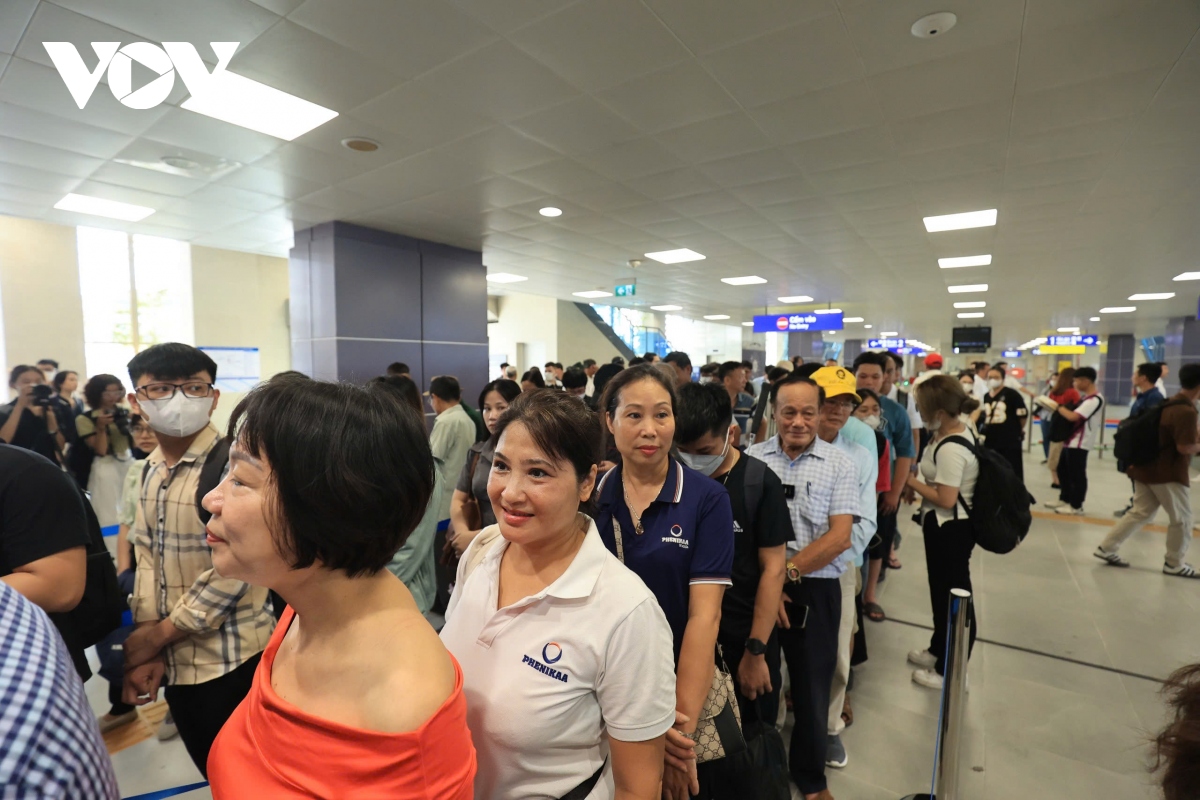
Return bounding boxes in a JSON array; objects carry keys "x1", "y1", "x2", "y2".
[{"x1": 90, "y1": 447, "x2": 1193, "y2": 800}]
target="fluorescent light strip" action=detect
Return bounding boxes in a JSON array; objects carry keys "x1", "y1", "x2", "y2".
[
  {"x1": 721, "y1": 275, "x2": 767, "y2": 285},
  {"x1": 485, "y1": 272, "x2": 527, "y2": 283},
  {"x1": 573, "y1": 290, "x2": 613, "y2": 298},
  {"x1": 953, "y1": 301, "x2": 986, "y2": 309},
  {"x1": 54, "y1": 192, "x2": 155, "y2": 221},
  {"x1": 1128, "y1": 292, "x2": 1175, "y2": 300},
  {"x1": 863, "y1": 325, "x2": 873, "y2": 329},
  {"x1": 1099, "y1": 306, "x2": 1135, "y2": 313},
  {"x1": 814, "y1": 308, "x2": 842, "y2": 315},
  {"x1": 704, "y1": 314, "x2": 730, "y2": 320},
  {"x1": 947, "y1": 284, "x2": 988, "y2": 294},
  {"x1": 880, "y1": 331, "x2": 898, "y2": 336},
  {"x1": 938, "y1": 254, "x2": 992, "y2": 269},
  {"x1": 539, "y1": 207, "x2": 562, "y2": 217},
  {"x1": 843, "y1": 317, "x2": 864, "y2": 323},
  {"x1": 1174, "y1": 272, "x2": 1200, "y2": 281},
  {"x1": 741, "y1": 321, "x2": 754, "y2": 327},
  {"x1": 923, "y1": 209, "x2": 997, "y2": 232},
  {"x1": 181, "y1": 70, "x2": 337, "y2": 141},
  {"x1": 778, "y1": 295, "x2": 813, "y2": 303},
  {"x1": 645, "y1": 248, "x2": 705, "y2": 264},
  {"x1": 1089, "y1": 317, "x2": 1101, "y2": 322},
  {"x1": 650, "y1": 304, "x2": 682, "y2": 311},
  {"x1": 1057, "y1": 327, "x2": 1079, "y2": 333}
]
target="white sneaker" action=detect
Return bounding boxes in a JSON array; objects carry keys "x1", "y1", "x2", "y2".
[
  {"x1": 1164, "y1": 562, "x2": 1200, "y2": 579},
  {"x1": 157, "y1": 712, "x2": 179, "y2": 742},
  {"x1": 912, "y1": 668, "x2": 944, "y2": 690},
  {"x1": 1093, "y1": 546, "x2": 1130, "y2": 567},
  {"x1": 1054, "y1": 505, "x2": 1084, "y2": 516},
  {"x1": 1044, "y1": 500, "x2": 1066, "y2": 510},
  {"x1": 907, "y1": 648, "x2": 937, "y2": 669}
]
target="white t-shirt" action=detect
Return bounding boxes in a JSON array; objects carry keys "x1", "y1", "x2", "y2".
[
  {"x1": 920, "y1": 427, "x2": 980, "y2": 526},
  {"x1": 1065, "y1": 394, "x2": 1104, "y2": 450},
  {"x1": 972, "y1": 376, "x2": 988, "y2": 400},
  {"x1": 441, "y1": 519, "x2": 676, "y2": 800}
]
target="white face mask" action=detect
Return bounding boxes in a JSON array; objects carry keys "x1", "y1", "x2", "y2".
[
  {"x1": 987, "y1": 378, "x2": 1002, "y2": 390},
  {"x1": 861, "y1": 414, "x2": 883, "y2": 431},
  {"x1": 924, "y1": 414, "x2": 943, "y2": 432},
  {"x1": 677, "y1": 436, "x2": 730, "y2": 477},
  {"x1": 139, "y1": 392, "x2": 212, "y2": 438}
]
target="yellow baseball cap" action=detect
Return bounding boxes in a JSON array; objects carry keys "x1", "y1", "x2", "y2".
[{"x1": 811, "y1": 366, "x2": 861, "y2": 403}]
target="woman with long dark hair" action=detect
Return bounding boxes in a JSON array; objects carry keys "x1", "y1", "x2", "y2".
[
  {"x1": 448, "y1": 379, "x2": 521, "y2": 558},
  {"x1": 74, "y1": 374, "x2": 133, "y2": 527},
  {"x1": 1046, "y1": 367, "x2": 1079, "y2": 488}
]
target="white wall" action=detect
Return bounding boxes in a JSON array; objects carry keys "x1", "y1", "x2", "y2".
[
  {"x1": 556, "y1": 299, "x2": 624, "y2": 366},
  {"x1": 488, "y1": 293, "x2": 558, "y2": 376}
]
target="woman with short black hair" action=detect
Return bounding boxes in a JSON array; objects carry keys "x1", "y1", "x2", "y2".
[
  {"x1": 73, "y1": 374, "x2": 133, "y2": 527},
  {"x1": 0, "y1": 365, "x2": 65, "y2": 463},
  {"x1": 204, "y1": 376, "x2": 476, "y2": 798},
  {"x1": 448, "y1": 379, "x2": 521, "y2": 558}
]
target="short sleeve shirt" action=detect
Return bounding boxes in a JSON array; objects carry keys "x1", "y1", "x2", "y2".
[
  {"x1": 595, "y1": 458, "x2": 734, "y2": 660},
  {"x1": 0, "y1": 402, "x2": 58, "y2": 463},
  {"x1": 1128, "y1": 395, "x2": 1198, "y2": 486},
  {"x1": 980, "y1": 387, "x2": 1028, "y2": 450},
  {"x1": 75, "y1": 412, "x2": 132, "y2": 457},
  {"x1": 441, "y1": 521, "x2": 676, "y2": 800},
  {"x1": 1065, "y1": 395, "x2": 1105, "y2": 450},
  {"x1": 0, "y1": 444, "x2": 88, "y2": 577},
  {"x1": 454, "y1": 441, "x2": 496, "y2": 529},
  {"x1": 879, "y1": 395, "x2": 916, "y2": 466},
  {"x1": 920, "y1": 429, "x2": 980, "y2": 526},
  {"x1": 745, "y1": 436, "x2": 861, "y2": 578},
  {"x1": 717, "y1": 454, "x2": 792, "y2": 640},
  {"x1": 830, "y1": 433, "x2": 878, "y2": 567}
]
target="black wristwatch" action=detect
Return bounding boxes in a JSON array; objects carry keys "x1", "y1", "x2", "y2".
[{"x1": 745, "y1": 637, "x2": 767, "y2": 656}]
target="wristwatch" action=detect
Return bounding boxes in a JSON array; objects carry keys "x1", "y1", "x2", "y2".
[{"x1": 745, "y1": 637, "x2": 767, "y2": 656}]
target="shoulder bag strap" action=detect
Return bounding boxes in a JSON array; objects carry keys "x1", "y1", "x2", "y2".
[{"x1": 558, "y1": 758, "x2": 608, "y2": 800}]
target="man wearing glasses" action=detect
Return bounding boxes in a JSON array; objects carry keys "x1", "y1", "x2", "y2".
[{"x1": 118, "y1": 343, "x2": 274, "y2": 777}]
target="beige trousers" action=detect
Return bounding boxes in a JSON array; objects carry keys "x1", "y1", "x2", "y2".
[
  {"x1": 828, "y1": 564, "x2": 858, "y2": 735},
  {"x1": 1100, "y1": 480, "x2": 1193, "y2": 567}
]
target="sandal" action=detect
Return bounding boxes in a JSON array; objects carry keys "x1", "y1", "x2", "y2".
[
  {"x1": 888, "y1": 555, "x2": 902, "y2": 570},
  {"x1": 865, "y1": 602, "x2": 886, "y2": 623},
  {"x1": 841, "y1": 697, "x2": 853, "y2": 728}
]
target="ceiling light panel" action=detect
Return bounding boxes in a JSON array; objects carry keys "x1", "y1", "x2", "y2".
[
  {"x1": 1057, "y1": 327, "x2": 1079, "y2": 332},
  {"x1": 703, "y1": 314, "x2": 730, "y2": 320},
  {"x1": 573, "y1": 290, "x2": 613, "y2": 298},
  {"x1": 651, "y1": 305, "x2": 682, "y2": 311},
  {"x1": 1128, "y1": 292, "x2": 1175, "y2": 300},
  {"x1": 741, "y1": 321, "x2": 753, "y2": 326},
  {"x1": 922, "y1": 209, "x2": 997, "y2": 232},
  {"x1": 181, "y1": 71, "x2": 338, "y2": 141},
  {"x1": 957, "y1": 313, "x2": 985, "y2": 318},
  {"x1": 953, "y1": 301, "x2": 986, "y2": 309},
  {"x1": 539, "y1": 207, "x2": 563, "y2": 217},
  {"x1": 778, "y1": 295, "x2": 814, "y2": 303},
  {"x1": 843, "y1": 317, "x2": 864, "y2": 323},
  {"x1": 54, "y1": 193, "x2": 155, "y2": 221},
  {"x1": 938, "y1": 255, "x2": 992, "y2": 269},
  {"x1": 814, "y1": 308, "x2": 842, "y2": 314},
  {"x1": 645, "y1": 248, "x2": 705, "y2": 264},
  {"x1": 1173, "y1": 273, "x2": 1200, "y2": 281},
  {"x1": 721, "y1": 276, "x2": 767, "y2": 285},
  {"x1": 880, "y1": 331, "x2": 898, "y2": 336},
  {"x1": 1099, "y1": 306, "x2": 1136, "y2": 313},
  {"x1": 947, "y1": 284, "x2": 988, "y2": 294},
  {"x1": 486, "y1": 272, "x2": 528, "y2": 283}
]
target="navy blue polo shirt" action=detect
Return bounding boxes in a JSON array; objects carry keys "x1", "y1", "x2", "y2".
[{"x1": 595, "y1": 457, "x2": 734, "y2": 661}]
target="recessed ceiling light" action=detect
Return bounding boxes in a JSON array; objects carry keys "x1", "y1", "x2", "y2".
[
  {"x1": 947, "y1": 284, "x2": 988, "y2": 294},
  {"x1": 704, "y1": 314, "x2": 731, "y2": 320},
  {"x1": 953, "y1": 301, "x2": 986, "y2": 309},
  {"x1": 486, "y1": 272, "x2": 528, "y2": 283},
  {"x1": 741, "y1": 321, "x2": 754, "y2": 327},
  {"x1": 778, "y1": 295, "x2": 813, "y2": 303},
  {"x1": 54, "y1": 192, "x2": 155, "y2": 221},
  {"x1": 539, "y1": 207, "x2": 563, "y2": 218},
  {"x1": 721, "y1": 275, "x2": 767, "y2": 285},
  {"x1": 938, "y1": 254, "x2": 992, "y2": 269},
  {"x1": 1128, "y1": 292, "x2": 1174, "y2": 300},
  {"x1": 923, "y1": 209, "x2": 997, "y2": 232},
  {"x1": 863, "y1": 325, "x2": 873, "y2": 329},
  {"x1": 814, "y1": 308, "x2": 842, "y2": 315},
  {"x1": 160, "y1": 155, "x2": 201, "y2": 170},
  {"x1": 180, "y1": 70, "x2": 337, "y2": 141},
  {"x1": 573, "y1": 290, "x2": 613, "y2": 298},
  {"x1": 341, "y1": 137, "x2": 380, "y2": 152},
  {"x1": 911, "y1": 11, "x2": 958, "y2": 38},
  {"x1": 881, "y1": 331, "x2": 899, "y2": 336},
  {"x1": 1100, "y1": 306, "x2": 1136, "y2": 313},
  {"x1": 1057, "y1": 327, "x2": 1080, "y2": 333},
  {"x1": 1090, "y1": 316, "x2": 1101, "y2": 322},
  {"x1": 646, "y1": 248, "x2": 705, "y2": 264},
  {"x1": 843, "y1": 317, "x2": 865, "y2": 323},
  {"x1": 957, "y1": 312, "x2": 985, "y2": 319},
  {"x1": 650, "y1": 304, "x2": 682, "y2": 311},
  {"x1": 1173, "y1": 272, "x2": 1200, "y2": 281}
]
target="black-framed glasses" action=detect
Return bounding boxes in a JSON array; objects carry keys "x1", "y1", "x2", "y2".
[{"x1": 135, "y1": 381, "x2": 214, "y2": 401}]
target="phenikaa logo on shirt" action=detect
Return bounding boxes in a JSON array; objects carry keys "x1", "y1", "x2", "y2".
[
  {"x1": 661, "y1": 523, "x2": 690, "y2": 549},
  {"x1": 522, "y1": 643, "x2": 568, "y2": 683}
]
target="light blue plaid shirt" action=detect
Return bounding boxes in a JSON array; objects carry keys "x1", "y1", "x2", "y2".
[
  {"x1": 747, "y1": 435, "x2": 862, "y2": 579},
  {"x1": 829, "y1": 432, "x2": 878, "y2": 568},
  {"x1": 0, "y1": 583, "x2": 119, "y2": 799}
]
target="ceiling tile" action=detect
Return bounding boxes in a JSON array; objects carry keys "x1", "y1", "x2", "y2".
[
  {"x1": 700, "y1": 14, "x2": 862, "y2": 108},
  {"x1": 246, "y1": 142, "x2": 372, "y2": 186},
  {"x1": 748, "y1": 80, "x2": 883, "y2": 146},
  {"x1": 869, "y1": 41, "x2": 1019, "y2": 121},
  {"x1": 1010, "y1": 67, "x2": 1164, "y2": 136},
  {"x1": 14, "y1": 2, "x2": 139, "y2": 70},
  {"x1": 644, "y1": 0, "x2": 832, "y2": 55},
  {"x1": 0, "y1": 101, "x2": 133, "y2": 159},
  {"x1": 758, "y1": 195, "x2": 829, "y2": 222},
  {"x1": 228, "y1": 20, "x2": 403, "y2": 112},
  {"x1": 1155, "y1": 40, "x2": 1200, "y2": 107},
  {"x1": 699, "y1": 150, "x2": 801, "y2": 188},
  {"x1": 908, "y1": 171, "x2": 1003, "y2": 214},
  {"x1": 560, "y1": 181, "x2": 650, "y2": 212},
  {"x1": 337, "y1": 143, "x2": 493, "y2": 203},
  {"x1": 87, "y1": 161, "x2": 207, "y2": 196},
  {"x1": 290, "y1": 113, "x2": 427, "y2": 167},
  {"x1": 508, "y1": 0, "x2": 690, "y2": 92},
  {"x1": 248, "y1": 0, "x2": 305, "y2": 13},
  {"x1": 888, "y1": 102, "x2": 1011, "y2": 155},
  {"x1": 899, "y1": 141, "x2": 1007, "y2": 183},
  {"x1": 475, "y1": 176, "x2": 552, "y2": 209},
  {"x1": 289, "y1": 0, "x2": 498, "y2": 79},
  {"x1": 804, "y1": 159, "x2": 910, "y2": 194},
  {"x1": 409, "y1": 40, "x2": 578, "y2": 122},
  {"x1": 507, "y1": 158, "x2": 608, "y2": 195},
  {"x1": 141, "y1": 108, "x2": 282, "y2": 163},
  {"x1": 49, "y1": 0, "x2": 279, "y2": 47},
  {"x1": 595, "y1": 61, "x2": 739, "y2": 134},
  {"x1": 351, "y1": 83, "x2": 493, "y2": 149},
  {"x1": 68, "y1": 178, "x2": 176, "y2": 209},
  {"x1": 158, "y1": 197, "x2": 266, "y2": 228},
  {"x1": 653, "y1": 113, "x2": 772, "y2": 164},
  {"x1": 0, "y1": 135, "x2": 104, "y2": 178},
  {"x1": 0, "y1": 181, "x2": 60, "y2": 208},
  {"x1": 575, "y1": 138, "x2": 683, "y2": 181},
  {"x1": 0, "y1": 0, "x2": 36, "y2": 55},
  {"x1": 186, "y1": 182, "x2": 285, "y2": 211},
  {"x1": 625, "y1": 168, "x2": 718, "y2": 201},
  {"x1": 666, "y1": 190, "x2": 745, "y2": 217},
  {"x1": 1004, "y1": 153, "x2": 1109, "y2": 191},
  {"x1": 447, "y1": 0, "x2": 580, "y2": 36},
  {"x1": 783, "y1": 125, "x2": 894, "y2": 172},
  {"x1": 508, "y1": 96, "x2": 640, "y2": 155},
  {"x1": 448, "y1": 125, "x2": 563, "y2": 174}
]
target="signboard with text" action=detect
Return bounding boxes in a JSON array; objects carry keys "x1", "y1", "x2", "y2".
[
  {"x1": 868, "y1": 337, "x2": 905, "y2": 349},
  {"x1": 1002, "y1": 350, "x2": 1021, "y2": 358},
  {"x1": 615, "y1": 283, "x2": 636, "y2": 297},
  {"x1": 753, "y1": 311, "x2": 844, "y2": 333},
  {"x1": 1046, "y1": 334, "x2": 1098, "y2": 347}
]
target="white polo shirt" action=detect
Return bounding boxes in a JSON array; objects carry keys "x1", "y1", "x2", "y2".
[{"x1": 441, "y1": 518, "x2": 676, "y2": 800}]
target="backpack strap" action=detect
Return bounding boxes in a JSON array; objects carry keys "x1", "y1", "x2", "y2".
[
  {"x1": 741, "y1": 455, "x2": 767, "y2": 535},
  {"x1": 196, "y1": 437, "x2": 231, "y2": 525},
  {"x1": 931, "y1": 434, "x2": 978, "y2": 519}
]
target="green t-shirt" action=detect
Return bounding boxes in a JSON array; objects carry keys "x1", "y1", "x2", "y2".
[{"x1": 75, "y1": 411, "x2": 132, "y2": 457}]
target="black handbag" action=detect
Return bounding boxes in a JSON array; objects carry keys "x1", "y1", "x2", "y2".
[{"x1": 709, "y1": 700, "x2": 790, "y2": 800}]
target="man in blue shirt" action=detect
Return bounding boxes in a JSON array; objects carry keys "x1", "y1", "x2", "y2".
[
  {"x1": 853, "y1": 353, "x2": 914, "y2": 623},
  {"x1": 748, "y1": 374, "x2": 859, "y2": 800},
  {"x1": 720, "y1": 360, "x2": 757, "y2": 438},
  {"x1": 1115, "y1": 362, "x2": 1166, "y2": 517}
]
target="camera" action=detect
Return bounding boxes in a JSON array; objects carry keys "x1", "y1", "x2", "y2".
[
  {"x1": 30, "y1": 384, "x2": 54, "y2": 407},
  {"x1": 111, "y1": 406, "x2": 132, "y2": 439}
]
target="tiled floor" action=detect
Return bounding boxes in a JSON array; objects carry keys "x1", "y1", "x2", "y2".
[{"x1": 91, "y1": 448, "x2": 1195, "y2": 800}]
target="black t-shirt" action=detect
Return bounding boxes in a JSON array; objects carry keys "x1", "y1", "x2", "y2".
[
  {"x1": 0, "y1": 401, "x2": 59, "y2": 464},
  {"x1": 717, "y1": 453, "x2": 793, "y2": 640},
  {"x1": 0, "y1": 444, "x2": 89, "y2": 577},
  {"x1": 980, "y1": 387, "x2": 1028, "y2": 450}
]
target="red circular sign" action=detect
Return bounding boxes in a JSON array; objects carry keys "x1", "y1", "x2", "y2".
[{"x1": 775, "y1": 316, "x2": 789, "y2": 331}]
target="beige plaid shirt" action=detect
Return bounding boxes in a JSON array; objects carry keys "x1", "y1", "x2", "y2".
[{"x1": 129, "y1": 424, "x2": 274, "y2": 685}]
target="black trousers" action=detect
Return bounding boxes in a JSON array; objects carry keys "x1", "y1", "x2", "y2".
[
  {"x1": 922, "y1": 513, "x2": 977, "y2": 675},
  {"x1": 717, "y1": 629, "x2": 783, "y2": 734},
  {"x1": 987, "y1": 441, "x2": 1025, "y2": 484},
  {"x1": 164, "y1": 652, "x2": 261, "y2": 778},
  {"x1": 870, "y1": 505, "x2": 899, "y2": 580},
  {"x1": 778, "y1": 577, "x2": 840, "y2": 795},
  {"x1": 1058, "y1": 448, "x2": 1090, "y2": 509}
]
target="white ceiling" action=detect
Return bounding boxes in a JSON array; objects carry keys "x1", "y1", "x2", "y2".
[{"x1": 1, "y1": 0, "x2": 1199, "y2": 349}]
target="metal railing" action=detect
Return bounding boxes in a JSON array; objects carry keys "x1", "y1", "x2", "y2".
[{"x1": 900, "y1": 588, "x2": 973, "y2": 800}]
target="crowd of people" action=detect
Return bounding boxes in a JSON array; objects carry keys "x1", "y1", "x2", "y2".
[{"x1": 2, "y1": 344, "x2": 1199, "y2": 799}]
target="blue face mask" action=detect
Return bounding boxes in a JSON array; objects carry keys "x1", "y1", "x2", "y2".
[{"x1": 677, "y1": 436, "x2": 730, "y2": 477}]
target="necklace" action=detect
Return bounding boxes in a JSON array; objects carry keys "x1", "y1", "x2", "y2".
[{"x1": 622, "y1": 473, "x2": 666, "y2": 535}]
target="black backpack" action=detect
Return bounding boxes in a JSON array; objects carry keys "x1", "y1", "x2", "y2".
[
  {"x1": 933, "y1": 435, "x2": 1033, "y2": 554},
  {"x1": 1113, "y1": 398, "x2": 1186, "y2": 468},
  {"x1": 740, "y1": 455, "x2": 768, "y2": 534}
]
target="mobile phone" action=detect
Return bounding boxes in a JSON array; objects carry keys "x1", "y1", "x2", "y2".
[{"x1": 790, "y1": 602, "x2": 810, "y2": 630}]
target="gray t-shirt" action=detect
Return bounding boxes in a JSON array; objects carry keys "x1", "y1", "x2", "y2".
[{"x1": 455, "y1": 440, "x2": 496, "y2": 529}]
